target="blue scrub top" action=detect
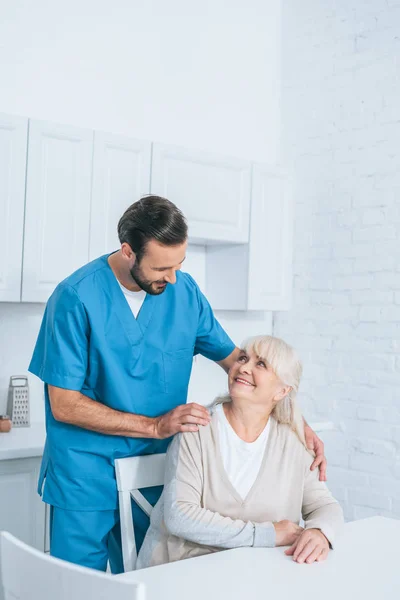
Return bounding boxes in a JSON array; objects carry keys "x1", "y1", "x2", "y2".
[{"x1": 29, "y1": 254, "x2": 235, "y2": 511}]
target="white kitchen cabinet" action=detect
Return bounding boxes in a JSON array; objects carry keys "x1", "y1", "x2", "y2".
[
  {"x1": 0, "y1": 113, "x2": 28, "y2": 302},
  {"x1": 151, "y1": 143, "x2": 251, "y2": 244},
  {"x1": 0, "y1": 457, "x2": 46, "y2": 551},
  {"x1": 0, "y1": 109, "x2": 293, "y2": 311},
  {"x1": 248, "y1": 164, "x2": 293, "y2": 310},
  {"x1": 206, "y1": 165, "x2": 293, "y2": 311},
  {"x1": 21, "y1": 120, "x2": 93, "y2": 303},
  {"x1": 89, "y1": 132, "x2": 151, "y2": 259}
]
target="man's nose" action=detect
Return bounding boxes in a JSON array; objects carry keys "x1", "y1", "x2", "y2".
[{"x1": 164, "y1": 270, "x2": 177, "y2": 285}]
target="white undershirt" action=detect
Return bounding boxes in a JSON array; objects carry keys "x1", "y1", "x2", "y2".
[
  {"x1": 118, "y1": 282, "x2": 146, "y2": 318},
  {"x1": 216, "y1": 403, "x2": 270, "y2": 500}
]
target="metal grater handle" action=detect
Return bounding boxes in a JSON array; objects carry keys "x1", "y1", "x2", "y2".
[{"x1": 9, "y1": 376, "x2": 28, "y2": 386}]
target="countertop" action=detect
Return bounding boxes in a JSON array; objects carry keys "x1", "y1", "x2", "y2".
[
  {"x1": 0, "y1": 421, "x2": 46, "y2": 460},
  {"x1": 0, "y1": 420, "x2": 334, "y2": 462}
]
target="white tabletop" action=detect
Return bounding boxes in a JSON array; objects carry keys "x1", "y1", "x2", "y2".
[{"x1": 119, "y1": 516, "x2": 400, "y2": 600}]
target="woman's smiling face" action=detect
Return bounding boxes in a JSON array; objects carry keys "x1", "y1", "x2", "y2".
[{"x1": 228, "y1": 349, "x2": 290, "y2": 406}]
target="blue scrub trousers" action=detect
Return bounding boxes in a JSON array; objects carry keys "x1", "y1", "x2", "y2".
[{"x1": 49, "y1": 486, "x2": 163, "y2": 573}]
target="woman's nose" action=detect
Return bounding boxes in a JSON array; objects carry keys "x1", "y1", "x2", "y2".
[{"x1": 238, "y1": 362, "x2": 251, "y2": 374}]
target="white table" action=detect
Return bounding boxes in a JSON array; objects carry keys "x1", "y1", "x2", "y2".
[{"x1": 119, "y1": 516, "x2": 400, "y2": 600}]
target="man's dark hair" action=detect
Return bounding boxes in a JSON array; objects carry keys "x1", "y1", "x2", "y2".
[{"x1": 117, "y1": 195, "x2": 188, "y2": 262}]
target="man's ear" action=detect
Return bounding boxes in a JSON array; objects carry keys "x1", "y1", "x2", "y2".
[{"x1": 121, "y1": 242, "x2": 135, "y2": 262}]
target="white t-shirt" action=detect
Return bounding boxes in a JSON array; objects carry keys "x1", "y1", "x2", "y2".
[
  {"x1": 118, "y1": 282, "x2": 146, "y2": 318},
  {"x1": 216, "y1": 403, "x2": 270, "y2": 500}
]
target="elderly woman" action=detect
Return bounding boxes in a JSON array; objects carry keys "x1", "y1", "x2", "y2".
[{"x1": 137, "y1": 335, "x2": 343, "y2": 568}]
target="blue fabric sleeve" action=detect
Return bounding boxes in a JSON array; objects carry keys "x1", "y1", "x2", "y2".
[
  {"x1": 28, "y1": 284, "x2": 89, "y2": 391},
  {"x1": 186, "y1": 275, "x2": 235, "y2": 361}
]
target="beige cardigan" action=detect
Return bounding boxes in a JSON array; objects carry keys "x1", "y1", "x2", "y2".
[{"x1": 137, "y1": 404, "x2": 343, "y2": 569}]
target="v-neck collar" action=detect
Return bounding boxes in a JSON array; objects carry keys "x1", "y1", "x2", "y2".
[
  {"x1": 211, "y1": 404, "x2": 277, "y2": 506},
  {"x1": 102, "y1": 253, "x2": 157, "y2": 346},
  {"x1": 217, "y1": 403, "x2": 271, "y2": 448}
]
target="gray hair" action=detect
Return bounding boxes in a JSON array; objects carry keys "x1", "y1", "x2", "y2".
[{"x1": 241, "y1": 335, "x2": 307, "y2": 448}]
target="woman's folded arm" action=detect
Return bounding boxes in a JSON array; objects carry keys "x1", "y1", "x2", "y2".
[{"x1": 163, "y1": 432, "x2": 276, "y2": 548}]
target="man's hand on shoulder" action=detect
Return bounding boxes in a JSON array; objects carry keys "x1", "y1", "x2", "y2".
[
  {"x1": 304, "y1": 421, "x2": 327, "y2": 482},
  {"x1": 153, "y1": 403, "x2": 211, "y2": 439}
]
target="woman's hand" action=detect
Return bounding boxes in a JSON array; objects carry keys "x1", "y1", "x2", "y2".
[
  {"x1": 273, "y1": 520, "x2": 304, "y2": 547},
  {"x1": 284, "y1": 528, "x2": 329, "y2": 563}
]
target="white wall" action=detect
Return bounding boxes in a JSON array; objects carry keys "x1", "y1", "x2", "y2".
[
  {"x1": 278, "y1": 0, "x2": 400, "y2": 520},
  {"x1": 0, "y1": 0, "x2": 280, "y2": 163},
  {"x1": 0, "y1": 303, "x2": 45, "y2": 421},
  {"x1": 0, "y1": 0, "x2": 278, "y2": 421},
  {"x1": 185, "y1": 247, "x2": 274, "y2": 408}
]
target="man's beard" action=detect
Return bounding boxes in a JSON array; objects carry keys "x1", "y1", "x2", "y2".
[{"x1": 130, "y1": 261, "x2": 167, "y2": 296}]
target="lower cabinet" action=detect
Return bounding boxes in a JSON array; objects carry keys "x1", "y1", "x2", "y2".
[
  {"x1": 45, "y1": 502, "x2": 50, "y2": 553},
  {"x1": 0, "y1": 457, "x2": 46, "y2": 551}
]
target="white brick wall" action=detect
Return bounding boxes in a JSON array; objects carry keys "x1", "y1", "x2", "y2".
[{"x1": 277, "y1": 0, "x2": 400, "y2": 521}]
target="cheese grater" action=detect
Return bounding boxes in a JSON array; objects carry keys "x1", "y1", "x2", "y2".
[{"x1": 7, "y1": 376, "x2": 30, "y2": 427}]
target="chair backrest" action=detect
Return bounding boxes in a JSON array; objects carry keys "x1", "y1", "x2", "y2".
[
  {"x1": 0, "y1": 531, "x2": 145, "y2": 600},
  {"x1": 115, "y1": 453, "x2": 166, "y2": 572}
]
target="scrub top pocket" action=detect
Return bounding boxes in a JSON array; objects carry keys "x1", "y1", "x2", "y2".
[{"x1": 163, "y1": 348, "x2": 194, "y2": 395}]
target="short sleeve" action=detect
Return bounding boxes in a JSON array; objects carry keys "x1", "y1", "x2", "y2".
[
  {"x1": 188, "y1": 277, "x2": 235, "y2": 361},
  {"x1": 28, "y1": 284, "x2": 89, "y2": 391}
]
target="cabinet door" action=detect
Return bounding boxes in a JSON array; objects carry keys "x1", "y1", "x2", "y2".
[
  {"x1": 0, "y1": 457, "x2": 46, "y2": 551},
  {"x1": 151, "y1": 143, "x2": 251, "y2": 244},
  {"x1": 44, "y1": 502, "x2": 50, "y2": 553},
  {"x1": 247, "y1": 165, "x2": 293, "y2": 310},
  {"x1": 206, "y1": 164, "x2": 293, "y2": 311},
  {"x1": 22, "y1": 120, "x2": 93, "y2": 303},
  {"x1": 0, "y1": 114, "x2": 28, "y2": 302},
  {"x1": 89, "y1": 132, "x2": 151, "y2": 260}
]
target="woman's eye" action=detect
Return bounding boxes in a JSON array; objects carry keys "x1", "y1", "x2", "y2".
[
  {"x1": 257, "y1": 361, "x2": 267, "y2": 368},
  {"x1": 238, "y1": 355, "x2": 247, "y2": 362}
]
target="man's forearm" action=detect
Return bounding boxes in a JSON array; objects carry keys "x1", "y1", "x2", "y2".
[
  {"x1": 217, "y1": 347, "x2": 241, "y2": 373},
  {"x1": 49, "y1": 386, "x2": 157, "y2": 438}
]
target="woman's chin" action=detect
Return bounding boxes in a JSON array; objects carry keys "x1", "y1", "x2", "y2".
[{"x1": 229, "y1": 388, "x2": 253, "y2": 401}]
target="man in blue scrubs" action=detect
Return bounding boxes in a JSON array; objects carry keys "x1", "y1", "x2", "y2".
[{"x1": 29, "y1": 196, "x2": 326, "y2": 573}]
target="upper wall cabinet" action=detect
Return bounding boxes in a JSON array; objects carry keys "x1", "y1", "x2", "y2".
[
  {"x1": 89, "y1": 132, "x2": 151, "y2": 260},
  {"x1": 151, "y1": 143, "x2": 251, "y2": 244},
  {"x1": 0, "y1": 111, "x2": 293, "y2": 311},
  {"x1": 22, "y1": 120, "x2": 93, "y2": 303},
  {"x1": 0, "y1": 114, "x2": 28, "y2": 302},
  {"x1": 206, "y1": 165, "x2": 293, "y2": 311},
  {"x1": 249, "y1": 165, "x2": 293, "y2": 310}
]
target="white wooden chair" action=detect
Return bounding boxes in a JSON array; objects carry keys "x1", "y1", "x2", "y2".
[
  {"x1": 115, "y1": 453, "x2": 166, "y2": 572},
  {"x1": 0, "y1": 531, "x2": 145, "y2": 600}
]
